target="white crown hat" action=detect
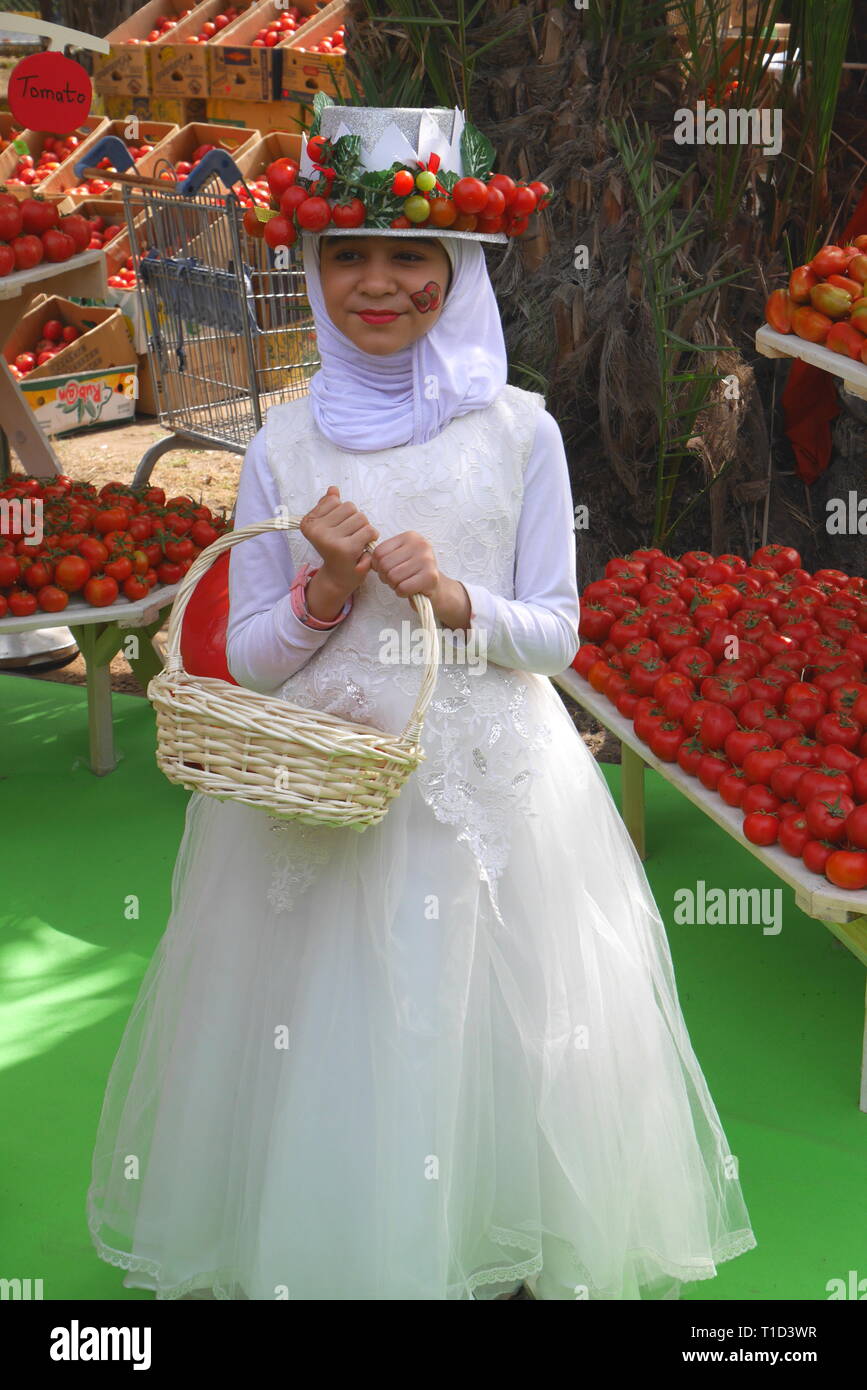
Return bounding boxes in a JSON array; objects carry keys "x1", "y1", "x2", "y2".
[{"x1": 298, "y1": 104, "x2": 511, "y2": 245}]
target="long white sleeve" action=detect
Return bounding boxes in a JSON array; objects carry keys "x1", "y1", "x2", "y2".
[
  {"x1": 226, "y1": 428, "x2": 336, "y2": 693},
  {"x1": 225, "y1": 407, "x2": 581, "y2": 693},
  {"x1": 462, "y1": 408, "x2": 581, "y2": 676}
]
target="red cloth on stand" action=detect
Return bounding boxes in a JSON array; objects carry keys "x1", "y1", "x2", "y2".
[{"x1": 781, "y1": 186, "x2": 867, "y2": 484}]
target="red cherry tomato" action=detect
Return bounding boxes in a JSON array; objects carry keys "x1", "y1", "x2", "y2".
[
  {"x1": 36, "y1": 584, "x2": 69, "y2": 613},
  {"x1": 54, "y1": 554, "x2": 91, "y2": 592},
  {"x1": 743, "y1": 811, "x2": 780, "y2": 845},
  {"x1": 295, "y1": 197, "x2": 331, "y2": 232},
  {"x1": 263, "y1": 214, "x2": 297, "y2": 249},
  {"x1": 511, "y1": 185, "x2": 538, "y2": 215},
  {"x1": 266, "y1": 157, "x2": 298, "y2": 198},
  {"x1": 0, "y1": 203, "x2": 22, "y2": 240},
  {"x1": 11, "y1": 234, "x2": 44, "y2": 271},
  {"x1": 83, "y1": 574, "x2": 119, "y2": 607},
  {"x1": 41, "y1": 228, "x2": 75, "y2": 262},
  {"x1": 452, "y1": 177, "x2": 489, "y2": 214},
  {"x1": 331, "y1": 198, "x2": 366, "y2": 228},
  {"x1": 824, "y1": 850, "x2": 867, "y2": 890}
]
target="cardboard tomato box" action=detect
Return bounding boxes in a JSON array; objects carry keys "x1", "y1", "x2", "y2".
[
  {"x1": 206, "y1": 97, "x2": 312, "y2": 133},
  {"x1": 90, "y1": 0, "x2": 202, "y2": 98},
  {"x1": 100, "y1": 94, "x2": 209, "y2": 125},
  {"x1": 18, "y1": 365, "x2": 138, "y2": 436},
  {"x1": 0, "y1": 116, "x2": 108, "y2": 199},
  {"x1": 209, "y1": 0, "x2": 327, "y2": 102},
  {"x1": 105, "y1": 290, "x2": 151, "y2": 358},
  {"x1": 0, "y1": 112, "x2": 26, "y2": 156},
  {"x1": 46, "y1": 196, "x2": 149, "y2": 352},
  {"x1": 277, "y1": 0, "x2": 348, "y2": 103},
  {"x1": 149, "y1": 121, "x2": 261, "y2": 179},
  {"x1": 234, "y1": 129, "x2": 304, "y2": 179},
  {"x1": 54, "y1": 196, "x2": 129, "y2": 244},
  {"x1": 4, "y1": 294, "x2": 137, "y2": 382},
  {"x1": 151, "y1": 0, "x2": 257, "y2": 98},
  {"x1": 39, "y1": 119, "x2": 179, "y2": 199}
]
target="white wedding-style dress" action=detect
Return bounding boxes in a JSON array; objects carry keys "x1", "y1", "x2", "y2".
[{"x1": 86, "y1": 384, "x2": 757, "y2": 1299}]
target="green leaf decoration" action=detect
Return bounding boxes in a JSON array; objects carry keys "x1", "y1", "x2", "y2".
[
  {"x1": 360, "y1": 161, "x2": 405, "y2": 192},
  {"x1": 308, "y1": 91, "x2": 335, "y2": 141},
  {"x1": 83, "y1": 396, "x2": 97, "y2": 419},
  {"x1": 437, "y1": 168, "x2": 459, "y2": 193},
  {"x1": 331, "y1": 133, "x2": 362, "y2": 180},
  {"x1": 359, "y1": 169, "x2": 393, "y2": 191},
  {"x1": 460, "y1": 123, "x2": 495, "y2": 180}
]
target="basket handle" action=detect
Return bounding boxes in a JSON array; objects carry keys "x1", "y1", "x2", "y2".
[{"x1": 161, "y1": 516, "x2": 441, "y2": 745}]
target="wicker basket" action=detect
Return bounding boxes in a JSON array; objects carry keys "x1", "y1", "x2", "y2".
[{"x1": 147, "y1": 516, "x2": 441, "y2": 830}]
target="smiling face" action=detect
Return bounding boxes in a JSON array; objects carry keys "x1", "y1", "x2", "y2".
[{"x1": 318, "y1": 235, "x2": 452, "y2": 355}]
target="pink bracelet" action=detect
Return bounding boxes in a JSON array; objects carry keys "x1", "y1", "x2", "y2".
[{"x1": 290, "y1": 562, "x2": 353, "y2": 630}]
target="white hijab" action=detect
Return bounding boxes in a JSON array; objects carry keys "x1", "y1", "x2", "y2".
[{"x1": 300, "y1": 231, "x2": 508, "y2": 452}]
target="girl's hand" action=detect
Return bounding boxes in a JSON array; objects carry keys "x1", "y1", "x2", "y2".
[
  {"x1": 299, "y1": 486, "x2": 379, "y2": 596},
  {"x1": 370, "y1": 530, "x2": 440, "y2": 602}
]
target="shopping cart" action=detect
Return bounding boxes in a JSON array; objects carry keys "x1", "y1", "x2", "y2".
[{"x1": 73, "y1": 136, "x2": 320, "y2": 488}]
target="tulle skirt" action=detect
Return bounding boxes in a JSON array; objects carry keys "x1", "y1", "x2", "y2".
[{"x1": 86, "y1": 675, "x2": 756, "y2": 1299}]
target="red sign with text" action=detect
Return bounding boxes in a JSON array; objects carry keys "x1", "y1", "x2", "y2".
[{"x1": 8, "y1": 52, "x2": 92, "y2": 135}]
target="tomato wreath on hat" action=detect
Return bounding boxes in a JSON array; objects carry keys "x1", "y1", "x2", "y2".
[{"x1": 250, "y1": 101, "x2": 555, "y2": 249}]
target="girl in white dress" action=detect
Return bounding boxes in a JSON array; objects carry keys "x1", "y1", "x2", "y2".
[{"x1": 86, "y1": 112, "x2": 757, "y2": 1301}]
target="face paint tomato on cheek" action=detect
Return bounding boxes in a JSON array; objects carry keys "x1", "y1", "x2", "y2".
[{"x1": 410, "y1": 280, "x2": 442, "y2": 313}]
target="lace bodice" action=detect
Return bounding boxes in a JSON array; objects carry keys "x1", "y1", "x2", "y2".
[{"x1": 263, "y1": 385, "x2": 557, "y2": 922}]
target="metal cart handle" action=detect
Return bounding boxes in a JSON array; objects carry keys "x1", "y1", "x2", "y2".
[
  {"x1": 179, "y1": 150, "x2": 245, "y2": 195},
  {"x1": 74, "y1": 135, "x2": 134, "y2": 179}
]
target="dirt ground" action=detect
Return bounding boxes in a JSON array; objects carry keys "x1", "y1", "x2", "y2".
[{"x1": 5, "y1": 416, "x2": 621, "y2": 761}]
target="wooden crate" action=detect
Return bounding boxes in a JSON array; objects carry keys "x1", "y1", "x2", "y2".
[
  {"x1": 143, "y1": 121, "x2": 261, "y2": 181},
  {"x1": 209, "y1": 0, "x2": 327, "y2": 102},
  {"x1": 277, "y1": 0, "x2": 348, "y2": 103},
  {"x1": 0, "y1": 115, "x2": 108, "y2": 200},
  {"x1": 38, "y1": 120, "x2": 179, "y2": 200},
  {"x1": 90, "y1": 0, "x2": 201, "y2": 98},
  {"x1": 206, "y1": 98, "x2": 312, "y2": 133},
  {"x1": 234, "y1": 129, "x2": 304, "y2": 177},
  {"x1": 151, "y1": 0, "x2": 258, "y2": 98}
]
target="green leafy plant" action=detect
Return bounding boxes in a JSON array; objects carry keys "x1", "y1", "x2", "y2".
[
  {"x1": 779, "y1": 0, "x2": 853, "y2": 255},
  {"x1": 664, "y1": 0, "x2": 784, "y2": 236},
  {"x1": 610, "y1": 116, "x2": 745, "y2": 547},
  {"x1": 342, "y1": 45, "x2": 428, "y2": 109},
  {"x1": 359, "y1": 0, "x2": 523, "y2": 116}
]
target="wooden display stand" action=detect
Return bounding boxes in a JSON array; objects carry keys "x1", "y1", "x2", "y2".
[
  {"x1": 756, "y1": 324, "x2": 867, "y2": 402},
  {"x1": 0, "y1": 248, "x2": 109, "y2": 479},
  {"x1": 552, "y1": 666, "x2": 867, "y2": 1113},
  {"x1": 0, "y1": 585, "x2": 180, "y2": 775}
]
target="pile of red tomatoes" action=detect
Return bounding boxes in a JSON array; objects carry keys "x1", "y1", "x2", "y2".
[
  {"x1": 5, "y1": 133, "x2": 82, "y2": 189},
  {"x1": 573, "y1": 544, "x2": 867, "y2": 891},
  {"x1": 186, "y1": 4, "x2": 242, "y2": 40},
  {"x1": 0, "y1": 475, "x2": 228, "y2": 614},
  {"x1": 124, "y1": 10, "x2": 193, "y2": 42},
  {"x1": 8, "y1": 313, "x2": 82, "y2": 380},
  {"x1": 0, "y1": 193, "x2": 91, "y2": 275},
  {"x1": 61, "y1": 140, "x2": 157, "y2": 199}
]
